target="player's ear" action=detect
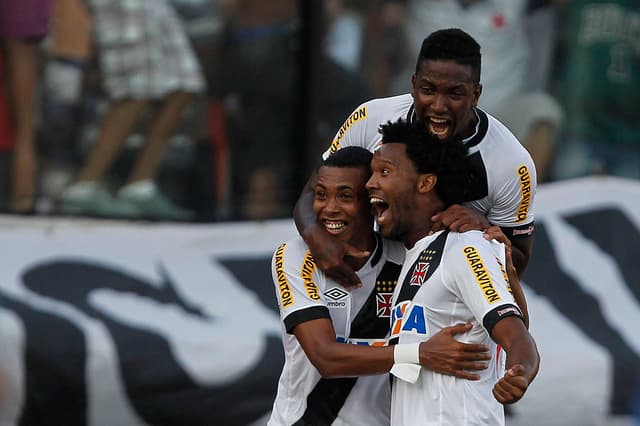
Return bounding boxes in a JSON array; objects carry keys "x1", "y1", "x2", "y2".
[
  {"x1": 418, "y1": 173, "x2": 437, "y2": 194},
  {"x1": 411, "y1": 73, "x2": 417, "y2": 99},
  {"x1": 472, "y1": 83, "x2": 482, "y2": 107}
]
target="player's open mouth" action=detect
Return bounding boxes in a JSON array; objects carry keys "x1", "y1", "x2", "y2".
[
  {"x1": 428, "y1": 117, "x2": 450, "y2": 138},
  {"x1": 322, "y1": 219, "x2": 346, "y2": 234},
  {"x1": 370, "y1": 196, "x2": 389, "y2": 225}
]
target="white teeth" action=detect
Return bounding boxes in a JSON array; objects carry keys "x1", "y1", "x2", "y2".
[
  {"x1": 431, "y1": 118, "x2": 447, "y2": 123},
  {"x1": 370, "y1": 197, "x2": 385, "y2": 205},
  {"x1": 325, "y1": 221, "x2": 345, "y2": 231}
]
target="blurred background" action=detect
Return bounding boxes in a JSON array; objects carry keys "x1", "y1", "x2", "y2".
[
  {"x1": 1, "y1": 0, "x2": 638, "y2": 222},
  {"x1": 1, "y1": 0, "x2": 639, "y2": 425}
]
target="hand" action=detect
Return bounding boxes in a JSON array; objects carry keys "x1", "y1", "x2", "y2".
[
  {"x1": 483, "y1": 225, "x2": 510, "y2": 246},
  {"x1": 483, "y1": 226, "x2": 517, "y2": 277},
  {"x1": 302, "y1": 223, "x2": 369, "y2": 289},
  {"x1": 492, "y1": 364, "x2": 531, "y2": 404},
  {"x1": 430, "y1": 204, "x2": 490, "y2": 235},
  {"x1": 418, "y1": 323, "x2": 491, "y2": 380}
]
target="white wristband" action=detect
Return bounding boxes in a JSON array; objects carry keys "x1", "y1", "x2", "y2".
[{"x1": 393, "y1": 343, "x2": 420, "y2": 364}]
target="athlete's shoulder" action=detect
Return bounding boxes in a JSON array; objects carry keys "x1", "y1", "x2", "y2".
[
  {"x1": 371, "y1": 93, "x2": 412, "y2": 118},
  {"x1": 346, "y1": 93, "x2": 411, "y2": 124},
  {"x1": 442, "y1": 231, "x2": 506, "y2": 281},
  {"x1": 326, "y1": 94, "x2": 414, "y2": 157},
  {"x1": 272, "y1": 237, "x2": 310, "y2": 269},
  {"x1": 366, "y1": 93, "x2": 413, "y2": 109},
  {"x1": 445, "y1": 230, "x2": 486, "y2": 248},
  {"x1": 443, "y1": 230, "x2": 497, "y2": 260}
]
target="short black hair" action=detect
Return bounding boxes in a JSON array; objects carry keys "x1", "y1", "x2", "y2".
[
  {"x1": 379, "y1": 119, "x2": 469, "y2": 206},
  {"x1": 320, "y1": 146, "x2": 373, "y2": 180},
  {"x1": 416, "y1": 28, "x2": 481, "y2": 83}
]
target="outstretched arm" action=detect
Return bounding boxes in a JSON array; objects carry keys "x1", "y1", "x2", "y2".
[
  {"x1": 294, "y1": 173, "x2": 368, "y2": 289},
  {"x1": 293, "y1": 319, "x2": 491, "y2": 379},
  {"x1": 490, "y1": 317, "x2": 540, "y2": 404}
]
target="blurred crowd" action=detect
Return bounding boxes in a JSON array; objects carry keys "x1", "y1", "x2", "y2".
[{"x1": 0, "y1": 0, "x2": 638, "y2": 222}]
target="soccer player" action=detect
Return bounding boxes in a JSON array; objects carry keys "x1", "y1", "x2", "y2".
[
  {"x1": 269, "y1": 146, "x2": 493, "y2": 425},
  {"x1": 367, "y1": 119, "x2": 539, "y2": 425},
  {"x1": 294, "y1": 28, "x2": 536, "y2": 288}
]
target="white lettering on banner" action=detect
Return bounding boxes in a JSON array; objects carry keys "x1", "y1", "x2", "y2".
[
  {"x1": 0, "y1": 221, "x2": 287, "y2": 426},
  {"x1": 0, "y1": 177, "x2": 640, "y2": 425}
]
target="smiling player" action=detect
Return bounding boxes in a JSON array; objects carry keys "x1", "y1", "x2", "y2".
[
  {"x1": 294, "y1": 28, "x2": 537, "y2": 289},
  {"x1": 366, "y1": 119, "x2": 539, "y2": 425},
  {"x1": 269, "y1": 146, "x2": 493, "y2": 426}
]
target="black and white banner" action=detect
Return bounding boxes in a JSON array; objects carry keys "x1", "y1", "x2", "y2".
[{"x1": 1, "y1": 176, "x2": 640, "y2": 426}]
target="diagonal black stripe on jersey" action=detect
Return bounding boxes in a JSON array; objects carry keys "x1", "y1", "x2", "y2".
[
  {"x1": 395, "y1": 231, "x2": 449, "y2": 305},
  {"x1": 564, "y1": 207, "x2": 640, "y2": 303},
  {"x1": 295, "y1": 261, "x2": 400, "y2": 424},
  {"x1": 295, "y1": 378, "x2": 357, "y2": 426},
  {"x1": 350, "y1": 261, "x2": 402, "y2": 339},
  {"x1": 389, "y1": 231, "x2": 449, "y2": 345},
  {"x1": 463, "y1": 151, "x2": 489, "y2": 202},
  {"x1": 523, "y1": 223, "x2": 640, "y2": 415}
]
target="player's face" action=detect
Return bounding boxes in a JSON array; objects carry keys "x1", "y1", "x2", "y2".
[
  {"x1": 366, "y1": 144, "x2": 419, "y2": 243},
  {"x1": 411, "y1": 59, "x2": 481, "y2": 142},
  {"x1": 313, "y1": 166, "x2": 374, "y2": 247}
]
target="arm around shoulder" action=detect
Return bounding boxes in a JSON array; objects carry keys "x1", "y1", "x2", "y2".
[{"x1": 293, "y1": 318, "x2": 394, "y2": 378}]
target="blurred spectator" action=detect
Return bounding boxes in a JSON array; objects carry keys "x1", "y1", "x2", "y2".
[
  {"x1": 59, "y1": 0, "x2": 205, "y2": 221},
  {"x1": 377, "y1": 0, "x2": 564, "y2": 182},
  {"x1": 523, "y1": 0, "x2": 559, "y2": 93},
  {"x1": 324, "y1": 0, "x2": 364, "y2": 72},
  {"x1": 208, "y1": 0, "x2": 300, "y2": 221},
  {"x1": 38, "y1": 0, "x2": 93, "y2": 211},
  {"x1": 359, "y1": 0, "x2": 411, "y2": 98},
  {"x1": 209, "y1": 0, "x2": 370, "y2": 221},
  {"x1": 550, "y1": 0, "x2": 640, "y2": 181},
  {"x1": 0, "y1": 0, "x2": 54, "y2": 213},
  {"x1": 0, "y1": 55, "x2": 12, "y2": 206}
]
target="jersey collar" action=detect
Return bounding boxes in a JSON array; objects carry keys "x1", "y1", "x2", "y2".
[
  {"x1": 463, "y1": 107, "x2": 488, "y2": 148},
  {"x1": 370, "y1": 233, "x2": 383, "y2": 267}
]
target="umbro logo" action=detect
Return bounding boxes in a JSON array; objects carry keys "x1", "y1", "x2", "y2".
[{"x1": 325, "y1": 287, "x2": 349, "y2": 301}]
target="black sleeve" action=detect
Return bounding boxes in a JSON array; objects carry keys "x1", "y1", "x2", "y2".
[
  {"x1": 284, "y1": 306, "x2": 331, "y2": 334},
  {"x1": 500, "y1": 222, "x2": 535, "y2": 241},
  {"x1": 483, "y1": 303, "x2": 524, "y2": 336}
]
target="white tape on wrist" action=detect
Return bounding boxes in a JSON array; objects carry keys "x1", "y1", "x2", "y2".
[
  {"x1": 393, "y1": 343, "x2": 420, "y2": 364},
  {"x1": 391, "y1": 343, "x2": 421, "y2": 383}
]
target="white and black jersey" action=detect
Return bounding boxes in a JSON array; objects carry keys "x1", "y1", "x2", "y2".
[
  {"x1": 389, "y1": 230, "x2": 523, "y2": 426},
  {"x1": 268, "y1": 234, "x2": 405, "y2": 426},
  {"x1": 323, "y1": 94, "x2": 536, "y2": 240}
]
